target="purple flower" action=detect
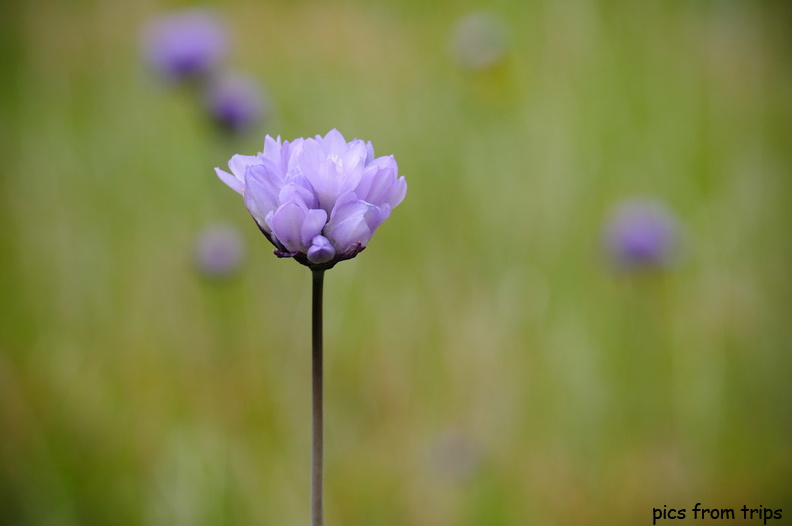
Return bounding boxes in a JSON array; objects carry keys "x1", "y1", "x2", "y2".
[
  {"x1": 142, "y1": 9, "x2": 228, "y2": 81},
  {"x1": 449, "y1": 12, "x2": 509, "y2": 71},
  {"x1": 195, "y1": 224, "x2": 246, "y2": 277},
  {"x1": 426, "y1": 431, "x2": 482, "y2": 484},
  {"x1": 205, "y1": 74, "x2": 266, "y2": 133},
  {"x1": 604, "y1": 198, "x2": 680, "y2": 270},
  {"x1": 215, "y1": 129, "x2": 406, "y2": 270}
]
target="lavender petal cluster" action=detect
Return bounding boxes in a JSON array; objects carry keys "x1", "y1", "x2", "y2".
[
  {"x1": 449, "y1": 11, "x2": 509, "y2": 71},
  {"x1": 216, "y1": 129, "x2": 406, "y2": 269},
  {"x1": 142, "y1": 9, "x2": 265, "y2": 134},
  {"x1": 194, "y1": 223, "x2": 246, "y2": 278},
  {"x1": 142, "y1": 9, "x2": 228, "y2": 81},
  {"x1": 604, "y1": 198, "x2": 680, "y2": 271},
  {"x1": 205, "y1": 74, "x2": 266, "y2": 133}
]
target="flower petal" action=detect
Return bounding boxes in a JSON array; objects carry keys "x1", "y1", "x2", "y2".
[
  {"x1": 279, "y1": 181, "x2": 316, "y2": 209},
  {"x1": 300, "y1": 209, "x2": 328, "y2": 247},
  {"x1": 244, "y1": 164, "x2": 281, "y2": 229},
  {"x1": 319, "y1": 128, "x2": 347, "y2": 155},
  {"x1": 307, "y1": 235, "x2": 335, "y2": 264},
  {"x1": 386, "y1": 176, "x2": 407, "y2": 208},
  {"x1": 326, "y1": 193, "x2": 376, "y2": 250},
  {"x1": 365, "y1": 141, "x2": 375, "y2": 163},
  {"x1": 366, "y1": 203, "x2": 391, "y2": 233},
  {"x1": 282, "y1": 138, "x2": 304, "y2": 174},
  {"x1": 257, "y1": 135, "x2": 293, "y2": 183},
  {"x1": 261, "y1": 135, "x2": 282, "y2": 163},
  {"x1": 215, "y1": 167, "x2": 245, "y2": 194},
  {"x1": 299, "y1": 138, "x2": 327, "y2": 176},
  {"x1": 328, "y1": 216, "x2": 371, "y2": 251},
  {"x1": 306, "y1": 159, "x2": 344, "y2": 214},
  {"x1": 329, "y1": 191, "x2": 360, "y2": 216},
  {"x1": 268, "y1": 202, "x2": 307, "y2": 253},
  {"x1": 338, "y1": 140, "x2": 368, "y2": 193},
  {"x1": 355, "y1": 155, "x2": 401, "y2": 206},
  {"x1": 342, "y1": 140, "x2": 368, "y2": 171},
  {"x1": 229, "y1": 154, "x2": 260, "y2": 179}
]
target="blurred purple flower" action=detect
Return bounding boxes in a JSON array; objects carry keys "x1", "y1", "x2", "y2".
[
  {"x1": 142, "y1": 9, "x2": 228, "y2": 81},
  {"x1": 195, "y1": 224, "x2": 246, "y2": 277},
  {"x1": 449, "y1": 12, "x2": 509, "y2": 70},
  {"x1": 426, "y1": 431, "x2": 482, "y2": 484},
  {"x1": 215, "y1": 129, "x2": 406, "y2": 269},
  {"x1": 604, "y1": 198, "x2": 681, "y2": 270},
  {"x1": 205, "y1": 74, "x2": 266, "y2": 133}
]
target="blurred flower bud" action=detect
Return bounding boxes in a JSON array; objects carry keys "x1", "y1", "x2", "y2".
[
  {"x1": 426, "y1": 431, "x2": 482, "y2": 484},
  {"x1": 604, "y1": 198, "x2": 681, "y2": 271},
  {"x1": 142, "y1": 9, "x2": 228, "y2": 82},
  {"x1": 449, "y1": 12, "x2": 509, "y2": 71},
  {"x1": 205, "y1": 73, "x2": 266, "y2": 133},
  {"x1": 194, "y1": 224, "x2": 246, "y2": 278}
]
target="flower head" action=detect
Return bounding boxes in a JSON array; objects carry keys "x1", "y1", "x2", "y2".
[
  {"x1": 205, "y1": 73, "x2": 266, "y2": 133},
  {"x1": 194, "y1": 223, "x2": 246, "y2": 278},
  {"x1": 216, "y1": 129, "x2": 406, "y2": 270},
  {"x1": 604, "y1": 198, "x2": 680, "y2": 271},
  {"x1": 142, "y1": 9, "x2": 228, "y2": 82},
  {"x1": 449, "y1": 12, "x2": 509, "y2": 71}
]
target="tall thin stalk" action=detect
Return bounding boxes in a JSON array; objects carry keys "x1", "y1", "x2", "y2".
[{"x1": 311, "y1": 269, "x2": 325, "y2": 526}]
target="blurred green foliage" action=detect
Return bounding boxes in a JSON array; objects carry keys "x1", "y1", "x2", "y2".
[{"x1": 1, "y1": 0, "x2": 791, "y2": 524}]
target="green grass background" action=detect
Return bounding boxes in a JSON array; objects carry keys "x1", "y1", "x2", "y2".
[{"x1": 1, "y1": 0, "x2": 791, "y2": 524}]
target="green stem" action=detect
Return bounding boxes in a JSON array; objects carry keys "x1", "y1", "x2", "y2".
[{"x1": 311, "y1": 269, "x2": 325, "y2": 526}]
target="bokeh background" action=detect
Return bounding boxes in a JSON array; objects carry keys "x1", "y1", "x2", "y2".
[{"x1": 2, "y1": 0, "x2": 791, "y2": 524}]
